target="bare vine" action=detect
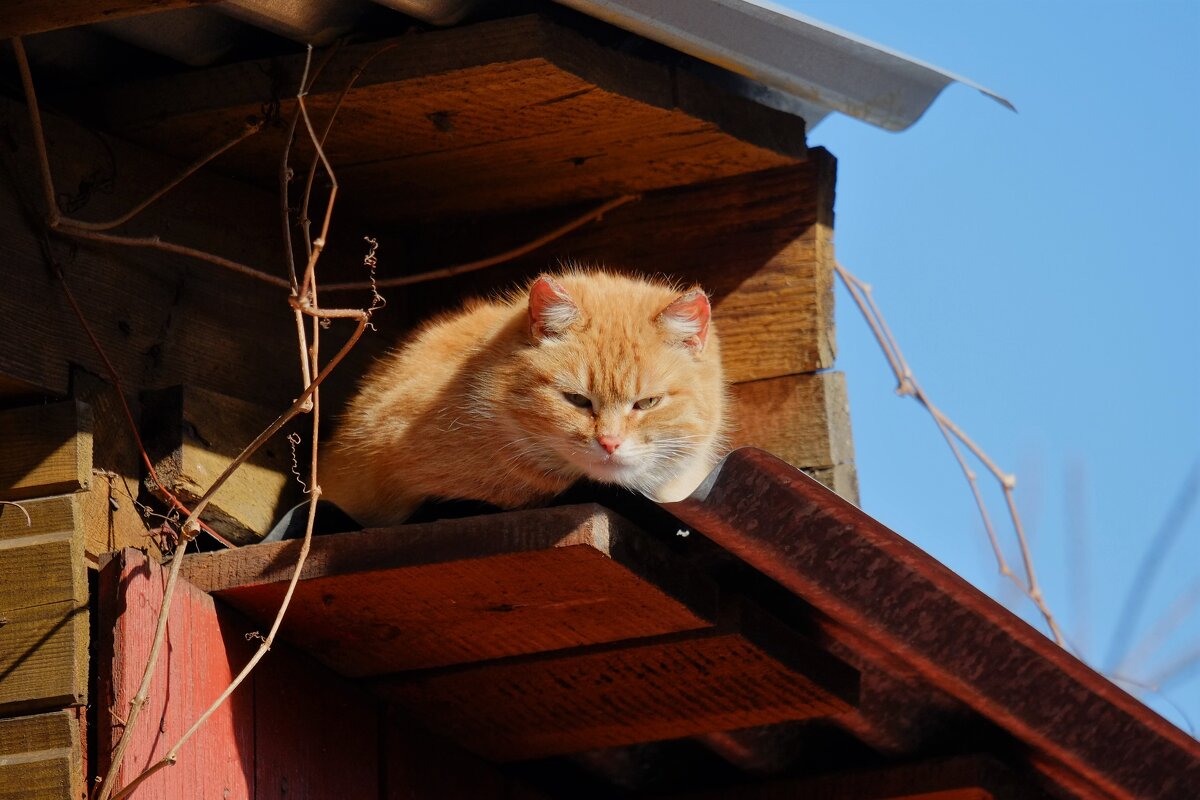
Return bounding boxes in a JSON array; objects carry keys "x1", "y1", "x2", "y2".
[
  {"x1": 10, "y1": 36, "x2": 381, "y2": 799},
  {"x1": 835, "y1": 261, "x2": 1066, "y2": 646}
]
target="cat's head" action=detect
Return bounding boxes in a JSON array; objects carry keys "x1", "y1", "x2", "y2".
[{"x1": 504, "y1": 271, "x2": 726, "y2": 497}]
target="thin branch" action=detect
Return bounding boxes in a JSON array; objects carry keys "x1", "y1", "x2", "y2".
[
  {"x1": 322, "y1": 194, "x2": 640, "y2": 292},
  {"x1": 57, "y1": 121, "x2": 263, "y2": 232},
  {"x1": 835, "y1": 261, "x2": 1065, "y2": 646},
  {"x1": 11, "y1": 38, "x2": 58, "y2": 227},
  {"x1": 0, "y1": 500, "x2": 32, "y2": 527},
  {"x1": 54, "y1": 226, "x2": 291, "y2": 289},
  {"x1": 100, "y1": 43, "x2": 379, "y2": 799}
]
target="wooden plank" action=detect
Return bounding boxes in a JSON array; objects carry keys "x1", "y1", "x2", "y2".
[
  {"x1": 0, "y1": 710, "x2": 82, "y2": 800},
  {"x1": 374, "y1": 628, "x2": 853, "y2": 762},
  {"x1": 0, "y1": 401, "x2": 91, "y2": 501},
  {"x1": 389, "y1": 151, "x2": 838, "y2": 383},
  {"x1": 140, "y1": 386, "x2": 303, "y2": 545},
  {"x1": 182, "y1": 505, "x2": 716, "y2": 674},
  {"x1": 97, "y1": 549, "x2": 256, "y2": 800},
  {"x1": 83, "y1": 15, "x2": 806, "y2": 222},
  {"x1": 0, "y1": 93, "x2": 301, "y2": 409},
  {"x1": 0, "y1": 0, "x2": 215, "y2": 38},
  {"x1": 730, "y1": 371, "x2": 858, "y2": 503},
  {"x1": 0, "y1": 495, "x2": 88, "y2": 715},
  {"x1": 252, "y1": 643, "x2": 379, "y2": 800}
]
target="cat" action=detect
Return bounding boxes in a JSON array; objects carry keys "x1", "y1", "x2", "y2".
[{"x1": 321, "y1": 270, "x2": 728, "y2": 527}]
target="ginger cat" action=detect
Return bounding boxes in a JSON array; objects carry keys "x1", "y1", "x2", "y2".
[{"x1": 322, "y1": 270, "x2": 728, "y2": 526}]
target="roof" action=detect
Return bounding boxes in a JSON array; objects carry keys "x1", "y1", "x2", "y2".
[
  {"x1": 550, "y1": 0, "x2": 1015, "y2": 130},
  {"x1": 172, "y1": 449, "x2": 1200, "y2": 798},
  {"x1": 5, "y1": 0, "x2": 1012, "y2": 133}
]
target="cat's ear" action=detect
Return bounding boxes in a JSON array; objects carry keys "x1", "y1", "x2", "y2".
[
  {"x1": 657, "y1": 289, "x2": 711, "y2": 352},
  {"x1": 528, "y1": 276, "x2": 580, "y2": 341}
]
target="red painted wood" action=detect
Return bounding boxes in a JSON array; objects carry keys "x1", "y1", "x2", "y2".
[
  {"x1": 98, "y1": 549, "x2": 256, "y2": 799},
  {"x1": 253, "y1": 646, "x2": 380, "y2": 799}
]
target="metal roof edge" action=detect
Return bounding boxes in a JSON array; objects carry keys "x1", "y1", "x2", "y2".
[{"x1": 552, "y1": 0, "x2": 1014, "y2": 131}]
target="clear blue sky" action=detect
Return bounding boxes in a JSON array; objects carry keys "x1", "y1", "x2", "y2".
[{"x1": 781, "y1": 1, "x2": 1200, "y2": 731}]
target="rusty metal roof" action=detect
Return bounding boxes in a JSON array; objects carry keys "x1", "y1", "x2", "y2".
[{"x1": 663, "y1": 448, "x2": 1200, "y2": 798}]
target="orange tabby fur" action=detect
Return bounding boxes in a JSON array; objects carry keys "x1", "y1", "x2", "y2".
[{"x1": 322, "y1": 271, "x2": 728, "y2": 526}]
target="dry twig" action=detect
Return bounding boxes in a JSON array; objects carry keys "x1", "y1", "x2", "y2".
[
  {"x1": 96, "y1": 43, "x2": 382, "y2": 800},
  {"x1": 835, "y1": 261, "x2": 1065, "y2": 646}
]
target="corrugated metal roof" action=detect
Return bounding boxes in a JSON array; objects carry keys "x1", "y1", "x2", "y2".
[{"x1": 552, "y1": 0, "x2": 1016, "y2": 131}]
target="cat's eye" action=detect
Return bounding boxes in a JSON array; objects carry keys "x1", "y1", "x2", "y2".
[
  {"x1": 563, "y1": 392, "x2": 592, "y2": 409},
  {"x1": 633, "y1": 396, "x2": 662, "y2": 411}
]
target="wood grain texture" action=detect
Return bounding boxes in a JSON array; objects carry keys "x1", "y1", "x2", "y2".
[
  {"x1": 141, "y1": 385, "x2": 302, "y2": 545},
  {"x1": 0, "y1": 94, "x2": 301, "y2": 409},
  {"x1": 184, "y1": 505, "x2": 716, "y2": 674},
  {"x1": 0, "y1": 402, "x2": 92, "y2": 501},
  {"x1": 730, "y1": 371, "x2": 858, "y2": 503},
  {"x1": 0, "y1": 710, "x2": 82, "y2": 800},
  {"x1": 80, "y1": 474, "x2": 157, "y2": 565},
  {"x1": 0, "y1": 495, "x2": 88, "y2": 715},
  {"x1": 0, "y1": 1, "x2": 216, "y2": 38},
  {"x1": 97, "y1": 549, "x2": 256, "y2": 800},
  {"x1": 375, "y1": 630, "x2": 852, "y2": 762},
  {"x1": 84, "y1": 15, "x2": 806, "y2": 223}
]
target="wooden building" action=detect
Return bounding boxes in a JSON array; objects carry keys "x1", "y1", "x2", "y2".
[{"x1": 1, "y1": 2, "x2": 1196, "y2": 799}]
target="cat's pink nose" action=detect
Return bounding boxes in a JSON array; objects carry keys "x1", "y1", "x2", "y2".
[{"x1": 597, "y1": 435, "x2": 623, "y2": 454}]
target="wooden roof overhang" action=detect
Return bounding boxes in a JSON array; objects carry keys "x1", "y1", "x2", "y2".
[
  {"x1": 95, "y1": 449, "x2": 1200, "y2": 799},
  {"x1": 66, "y1": 13, "x2": 807, "y2": 226}
]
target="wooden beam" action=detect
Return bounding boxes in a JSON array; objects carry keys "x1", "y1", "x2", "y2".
[
  {"x1": 0, "y1": 0, "x2": 216, "y2": 38},
  {"x1": 99, "y1": 548, "x2": 548, "y2": 798},
  {"x1": 80, "y1": 15, "x2": 806, "y2": 222},
  {"x1": 0, "y1": 495, "x2": 88, "y2": 715},
  {"x1": 730, "y1": 371, "x2": 858, "y2": 503},
  {"x1": 0, "y1": 401, "x2": 91, "y2": 501},
  {"x1": 140, "y1": 385, "x2": 304, "y2": 545},
  {"x1": 0, "y1": 710, "x2": 82, "y2": 800},
  {"x1": 183, "y1": 505, "x2": 717, "y2": 675}
]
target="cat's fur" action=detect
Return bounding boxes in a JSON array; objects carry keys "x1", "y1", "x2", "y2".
[{"x1": 322, "y1": 270, "x2": 728, "y2": 526}]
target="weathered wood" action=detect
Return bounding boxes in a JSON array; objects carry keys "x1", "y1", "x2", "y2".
[
  {"x1": 140, "y1": 385, "x2": 303, "y2": 545},
  {"x1": 0, "y1": 93, "x2": 301, "y2": 409},
  {"x1": 0, "y1": 401, "x2": 92, "y2": 501},
  {"x1": 84, "y1": 15, "x2": 806, "y2": 223},
  {"x1": 730, "y1": 371, "x2": 858, "y2": 503},
  {"x1": 80, "y1": 473, "x2": 157, "y2": 564},
  {"x1": 183, "y1": 505, "x2": 716, "y2": 674},
  {"x1": 375, "y1": 628, "x2": 853, "y2": 762},
  {"x1": 101, "y1": 548, "x2": 482, "y2": 799},
  {"x1": 0, "y1": 495, "x2": 88, "y2": 715},
  {"x1": 390, "y1": 152, "x2": 838, "y2": 383},
  {"x1": 0, "y1": 0, "x2": 216, "y2": 38},
  {"x1": 97, "y1": 548, "x2": 257, "y2": 799},
  {"x1": 0, "y1": 710, "x2": 82, "y2": 800}
]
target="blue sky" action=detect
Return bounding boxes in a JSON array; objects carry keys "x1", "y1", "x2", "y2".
[{"x1": 780, "y1": 1, "x2": 1200, "y2": 730}]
